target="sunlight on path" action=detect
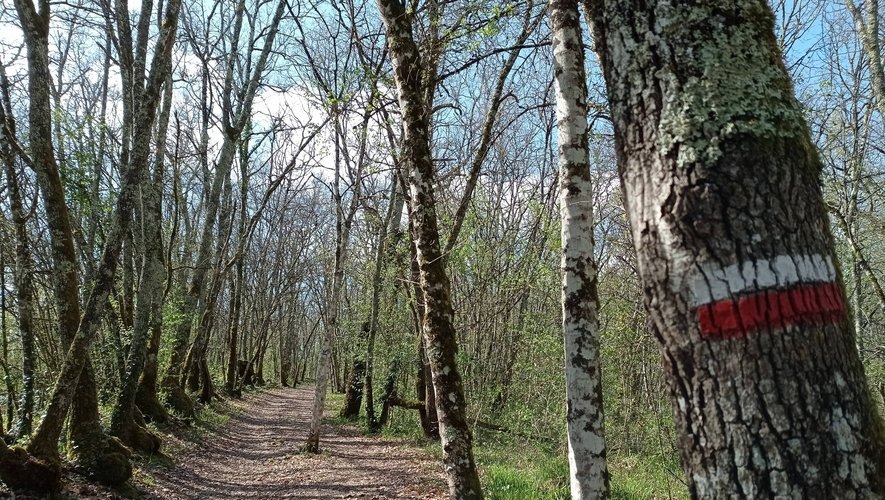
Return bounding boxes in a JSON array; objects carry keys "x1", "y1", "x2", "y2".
[{"x1": 146, "y1": 387, "x2": 445, "y2": 499}]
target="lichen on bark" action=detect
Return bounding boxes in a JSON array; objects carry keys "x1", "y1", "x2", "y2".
[
  {"x1": 549, "y1": 0, "x2": 610, "y2": 497},
  {"x1": 586, "y1": 0, "x2": 885, "y2": 496}
]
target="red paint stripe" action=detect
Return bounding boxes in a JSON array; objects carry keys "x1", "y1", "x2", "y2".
[{"x1": 696, "y1": 282, "x2": 845, "y2": 339}]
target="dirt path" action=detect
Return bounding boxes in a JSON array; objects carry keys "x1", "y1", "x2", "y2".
[{"x1": 144, "y1": 386, "x2": 446, "y2": 499}]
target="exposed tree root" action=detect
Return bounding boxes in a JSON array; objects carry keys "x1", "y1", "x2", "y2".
[
  {"x1": 0, "y1": 442, "x2": 61, "y2": 493},
  {"x1": 163, "y1": 383, "x2": 196, "y2": 419},
  {"x1": 136, "y1": 383, "x2": 170, "y2": 424},
  {"x1": 113, "y1": 411, "x2": 162, "y2": 454},
  {"x1": 70, "y1": 430, "x2": 133, "y2": 486}
]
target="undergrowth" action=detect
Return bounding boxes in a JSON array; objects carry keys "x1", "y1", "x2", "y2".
[
  {"x1": 325, "y1": 393, "x2": 688, "y2": 499},
  {"x1": 128, "y1": 388, "x2": 246, "y2": 495}
]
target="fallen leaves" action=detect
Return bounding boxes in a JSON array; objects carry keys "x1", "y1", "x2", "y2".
[{"x1": 140, "y1": 387, "x2": 447, "y2": 499}]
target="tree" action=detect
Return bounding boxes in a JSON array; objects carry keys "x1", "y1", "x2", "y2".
[
  {"x1": 10, "y1": 0, "x2": 132, "y2": 485},
  {"x1": 375, "y1": 0, "x2": 483, "y2": 496},
  {"x1": 0, "y1": 0, "x2": 182, "y2": 489},
  {"x1": 0, "y1": 61, "x2": 35, "y2": 441},
  {"x1": 845, "y1": 0, "x2": 885, "y2": 120},
  {"x1": 296, "y1": 6, "x2": 369, "y2": 447},
  {"x1": 161, "y1": 0, "x2": 287, "y2": 415},
  {"x1": 585, "y1": 0, "x2": 885, "y2": 496},
  {"x1": 549, "y1": 0, "x2": 610, "y2": 497}
]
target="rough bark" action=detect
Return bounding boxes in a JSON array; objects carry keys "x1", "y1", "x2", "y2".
[
  {"x1": 11, "y1": 0, "x2": 130, "y2": 486},
  {"x1": 136, "y1": 318, "x2": 169, "y2": 423},
  {"x1": 135, "y1": 76, "x2": 177, "y2": 426},
  {"x1": 378, "y1": 361, "x2": 398, "y2": 427},
  {"x1": 12, "y1": 0, "x2": 82, "y2": 463},
  {"x1": 340, "y1": 320, "x2": 370, "y2": 420},
  {"x1": 549, "y1": 1, "x2": 610, "y2": 497},
  {"x1": 0, "y1": 62, "x2": 36, "y2": 439},
  {"x1": 375, "y1": 0, "x2": 483, "y2": 496},
  {"x1": 109, "y1": 69, "x2": 173, "y2": 453},
  {"x1": 225, "y1": 138, "x2": 250, "y2": 395},
  {"x1": 585, "y1": 0, "x2": 885, "y2": 496},
  {"x1": 407, "y1": 219, "x2": 440, "y2": 440},
  {"x1": 0, "y1": 441, "x2": 59, "y2": 493},
  {"x1": 12, "y1": 0, "x2": 181, "y2": 488},
  {"x1": 340, "y1": 357, "x2": 366, "y2": 420}
]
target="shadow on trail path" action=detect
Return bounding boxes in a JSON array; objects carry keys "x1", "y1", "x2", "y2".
[{"x1": 144, "y1": 386, "x2": 446, "y2": 499}]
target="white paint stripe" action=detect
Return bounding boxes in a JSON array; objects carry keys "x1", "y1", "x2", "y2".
[{"x1": 689, "y1": 254, "x2": 836, "y2": 306}]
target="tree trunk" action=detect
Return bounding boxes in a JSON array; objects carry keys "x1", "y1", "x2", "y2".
[
  {"x1": 136, "y1": 316, "x2": 169, "y2": 423},
  {"x1": 586, "y1": 0, "x2": 885, "y2": 496},
  {"x1": 226, "y1": 259, "x2": 245, "y2": 394},
  {"x1": 304, "y1": 120, "x2": 356, "y2": 452},
  {"x1": 0, "y1": 64, "x2": 36, "y2": 439},
  {"x1": 365, "y1": 175, "x2": 403, "y2": 430},
  {"x1": 162, "y1": 0, "x2": 286, "y2": 417},
  {"x1": 340, "y1": 321, "x2": 369, "y2": 420},
  {"x1": 418, "y1": 336, "x2": 440, "y2": 439},
  {"x1": 135, "y1": 80, "x2": 176, "y2": 426},
  {"x1": 845, "y1": 0, "x2": 885, "y2": 120},
  {"x1": 549, "y1": 1, "x2": 610, "y2": 497},
  {"x1": 375, "y1": 0, "x2": 482, "y2": 496},
  {"x1": 340, "y1": 358, "x2": 366, "y2": 420},
  {"x1": 10, "y1": 0, "x2": 130, "y2": 487},
  {"x1": 10, "y1": 0, "x2": 181, "y2": 489},
  {"x1": 109, "y1": 69, "x2": 173, "y2": 453}
]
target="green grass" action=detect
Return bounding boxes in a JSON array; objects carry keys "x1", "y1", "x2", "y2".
[
  {"x1": 479, "y1": 447, "x2": 569, "y2": 500},
  {"x1": 320, "y1": 390, "x2": 688, "y2": 499},
  {"x1": 610, "y1": 454, "x2": 688, "y2": 499},
  {"x1": 475, "y1": 446, "x2": 687, "y2": 500}
]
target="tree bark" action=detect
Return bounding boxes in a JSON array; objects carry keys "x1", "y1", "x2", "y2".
[
  {"x1": 110, "y1": 68, "x2": 173, "y2": 453},
  {"x1": 11, "y1": 0, "x2": 131, "y2": 486},
  {"x1": 12, "y1": 0, "x2": 181, "y2": 488},
  {"x1": 375, "y1": 0, "x2": 483, "y2": 496},
  {"x1": 549, "y1": 1, "x2": 610, "y2": 497},
  {"x1": 585, "y1": 0, "x2": 885, "y2": 496},
  {"x1": 0, "y1": 62, "x2": 36, "y2": 439}
]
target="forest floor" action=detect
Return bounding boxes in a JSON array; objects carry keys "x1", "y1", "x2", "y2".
[
  {"x1": 0, "y1": 386, "x2": 447, "y2": 499},
  {"x1": 139, "y1": 386, "x2": 447, "y2": 499}
]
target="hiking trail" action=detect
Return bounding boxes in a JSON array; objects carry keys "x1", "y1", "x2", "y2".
[{"x1": 144, "y1": 386, "x2": 446, "y2": 499}]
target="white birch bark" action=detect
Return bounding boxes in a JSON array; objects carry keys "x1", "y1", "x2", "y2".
[{"x1": 549, "y1": 1, "x2": 610, "y2": 497}]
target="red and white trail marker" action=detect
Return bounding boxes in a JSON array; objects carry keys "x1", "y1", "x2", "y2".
[{"x1": 688, "y1": 254, "x2": 846, "y2": 338}]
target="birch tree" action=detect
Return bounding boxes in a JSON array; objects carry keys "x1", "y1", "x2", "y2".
[
  {"x1": 303, "y1": 103, "x2": 365, "y2": 452},
  {"x1": 585, "y1": 0, "x2": 885, "y2": 496},
  {"x1": 549, "y1": 0, "x2": 609, "y2": 497}
]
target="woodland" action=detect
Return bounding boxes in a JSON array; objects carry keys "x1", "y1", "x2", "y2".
[{"x1": 0, "y1": 0, "x2": 883, "y2": 498}]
